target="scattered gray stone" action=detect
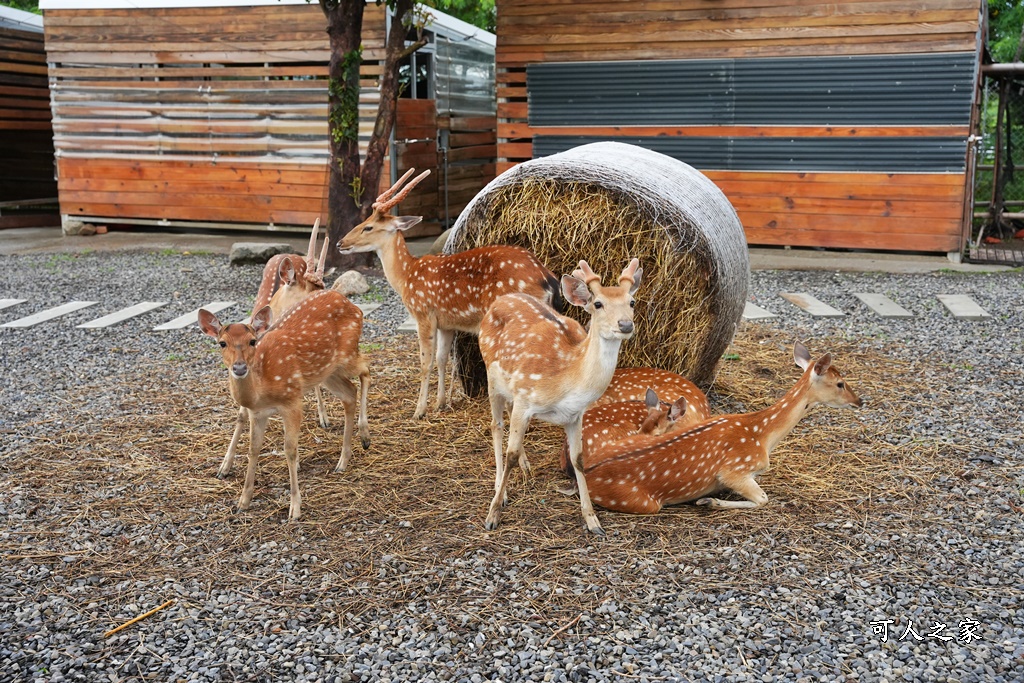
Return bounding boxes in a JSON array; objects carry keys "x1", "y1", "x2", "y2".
[
  {"x1": 228, "y1": 242, "x2": 294, "y2": 266},
  {"x1": 332, "y1": 270, "x2": 370, "y2": 296}
]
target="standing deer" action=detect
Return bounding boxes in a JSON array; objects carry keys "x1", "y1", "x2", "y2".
[
  {"x1": 582, "y1": 342, "x2": 862, "y2": 515},
  {"x1": 199, "y1": 289, "x2": 371, "y2": 520},
  {"x1": 337, "y1": 168, "x2": 563, "y2": 419},
  {"x1": 478, "y1": 259, "x2": 642, "y2": 535},
  {"x1": 220, "y1": 222, "x2": 340, "y2": 479}
]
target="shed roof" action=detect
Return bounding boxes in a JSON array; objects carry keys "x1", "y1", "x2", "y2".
[{"x1": 0, "y1": 5, "x2": 44, "y2": 31}]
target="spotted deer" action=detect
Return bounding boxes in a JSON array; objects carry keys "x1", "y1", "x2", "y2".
[
  {"x1": 220, "y1": 222, "x2": 337, "y2": 479},
  {"x1": 596, "y1": 367, "x2": 712, "y2": 427},
  {"x1": 478, "y1": 259, "x2": 642, "y2": 535},
  {"x1": 582, "y1": 342, "x2": 862, "y2": 515},
  {"x1": 557, "y1": 389, "x2": 688, "y2": 483},
  {"x1": 199, "y1": 289, "x2": 371, "y2": 520},
  {"x1": 337, "y1": 168, "x2": 563, "y2": 419}
]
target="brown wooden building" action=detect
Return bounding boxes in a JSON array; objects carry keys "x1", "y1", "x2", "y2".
[
  {"x1": 496, "y1": 0, "x2": 987, "y2": 255},
  {"x1": 39, "y1": 0, "x2": 497, "y2": 237},
  {"x1": 1, "y1": 6, "x2": 57, "y2": 228}
]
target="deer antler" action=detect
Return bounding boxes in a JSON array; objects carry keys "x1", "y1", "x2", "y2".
[
  {"x1": 304, "y1": 218, "x2": 326, "y2": 288},
  {"x1": 373, "y1": 169, "x2": 431, "y2": 214},
  {"x1": 572, "y1": 260, "x2": 601, "y2": 290},
  {"x1": 618, "y1": 258, "x2": 640, "y2": 287}
]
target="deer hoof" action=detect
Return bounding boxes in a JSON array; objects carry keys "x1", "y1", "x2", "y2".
[
  {"x1": 319, "y1": 417, "x2": 330, "y2": 430},
  {"x1": 587, "y1": 522, "x2": 606, "y2": 536},
  {"x1": 695, "y1": 497, "x2": 714, "y2": 507},
  {"x1": 361, "y1": 435, "x2": 371, "y2": 450}
]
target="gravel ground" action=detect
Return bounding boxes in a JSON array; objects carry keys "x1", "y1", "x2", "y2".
[{"x1": 0, "y1": 249, "x2": 1022, "y2": 682}]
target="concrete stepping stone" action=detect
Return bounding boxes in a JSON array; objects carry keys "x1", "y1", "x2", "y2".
[
  {"x1": 743, "y1": 302, "x2": 777, "y2": 320},
  {"x1": 853, "y1": 293, "x2": 913, "y2": 319},
  {"x1": 937, "y1": 294, "x2": 991, "y2": 320},
  {"x1": 356, "y1": 302, "x2": 382, "y2": 316},
  {"x1": 779, "y1": 292, "x2": 845, "y2": 317},
  {"x1": 397, "y1": 316, "x2": 418, "y2": 334},
  {"x1": 153, "y1": 302, "x2": 236, "y2": 331},
  {"x1": 78, "y1": 302, "x2": 168, "y2": 329},
  {"x1": 0, "y1": 299, "x2": 26, "y2": 312},
  {"x1": 0, "y1": 301, "x2": 98, "y2": 328}
]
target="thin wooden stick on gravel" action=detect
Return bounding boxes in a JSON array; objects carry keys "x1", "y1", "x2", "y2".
[{"x1": 104, "y1": 599, "x2": 176, "y2": 638}]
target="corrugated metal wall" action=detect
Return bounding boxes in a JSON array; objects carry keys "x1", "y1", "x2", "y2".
[{"x1": 528, "y1": 53, "x2": 975, "y2": 126}]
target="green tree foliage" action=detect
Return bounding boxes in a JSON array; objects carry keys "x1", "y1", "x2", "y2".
[
  {"x1": 989, "y1": 0, "x2": 1024, "y2": 62},
  {"x1": 431, "y1": 0, "x2": 495, "y2": 32},
  {"x1": 0, "y1": 0, "x2": 41, "y2": 13}
]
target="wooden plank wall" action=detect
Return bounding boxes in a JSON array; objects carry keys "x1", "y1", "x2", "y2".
[
  {"x1": 44, "y1": 3, "x2": 389, "y2": 229},
  {"x1": 496, "y1": 0, "x2": 983, "y2": 253},
  {"x1": 0, "y1": 20, "x2": 57, "y2": 213}
]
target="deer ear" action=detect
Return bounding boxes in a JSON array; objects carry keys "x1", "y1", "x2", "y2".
[
  {"x1": 628, "y1": 265, "x2": 643, "y2": 294},
  {"x1": 278, "y1": 256, "x2": 298, "y2": 285},
  {"x1": 391, "y1": 216, "x2": 423, "y2": 232},
  {"x1": 794, "y1": 341, "x2": 811, "y2": 369},
  {"x1": 669, "y1": 396, "x2": 688, "y2": 420},
  {"x1": 645, "y1": 387, "x2": 659, "y2": 408},
  {"x1": 812, "y1": 353, "x2": 833, "y2": 377},
  {"x1": 561, "y1": 274, "x2": 592, "y2": 308},
  {"x1": 197, "y1": 309, "x2": 221, "y2": 338},
  {"x1": 252, "y1": 306, "x2": 273, "y2": 334}
]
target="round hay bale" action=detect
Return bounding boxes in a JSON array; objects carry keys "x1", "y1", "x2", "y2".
[{"x1": 446, "y1": 141, "x2": 749, "y2": 394}]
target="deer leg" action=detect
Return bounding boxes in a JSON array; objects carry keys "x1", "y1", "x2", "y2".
[
  {"x1": 488, "y1": 391, "x2": 507, "y2": 503},
  {"x1": 413, "y1": 320, "x2": 437, "y2": 419},
  {"x1": 314, "y1": 385, "x2": 330, "y2": 430},
  {"x1": 566, "y1": 417, "x2": 605, "y2": 535},
  {"x1": 281, "y1": 407, "x2": 303, "y2": 521},
  {"x1": 239, "y1": 410, "x2": 270, "y2": 513},
  {"x1": 356, "y1": 358, "x2": 371, "y2": 450},
  {"x1": 486, "y1": 404, "x2": 527, "y2": 530},
  {"x1": 219, "y1": 406, "x2": 247, "y2": 478},
  {"x1": 434, "y1": 327, "x2": 455, "y2": 412},
  {"x1": 696, "y1": 474, "x2": 768, "y2": 510},
  {"x1": 323, "y1": 374, "x2": 357, "y2": 473}
]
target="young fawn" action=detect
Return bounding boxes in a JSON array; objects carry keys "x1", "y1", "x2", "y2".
[
  {"x1": 582, "y1": 341, "x2": 862, "y2": 515},
  {"x1": 199, "y1": 289, "x2": 371, "y2": 520},
  {"x1": 596, "y1": 366, "x2": 712, "y2": 427},
  {"x1": 220, "y1": 223, "x2": 335, "y2": 478},
  {"x1": 337, "y1": 168, "x2": 563, "y2": 419},
  {"x1": 557, "y1": 388, "x2": 688, "y2": 482},
  {"x1": 478, "y1": 259, "x2": 642, "y2": 535}
]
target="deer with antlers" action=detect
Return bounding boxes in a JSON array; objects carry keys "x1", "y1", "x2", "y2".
[
  {"x1": 581, "y1": 341, "x2": 862, "y2": 515},
  {"x1": 337, "y1": 168, "x2": 563, "y2": 419},
  {"x1": 478, "y1": 259, "x2": 642, "y2": 535},
  {"x1": 218, "y1": 222, "x2": 359, "y2": 478},
  {"x1": 199, "y1": 288, "x2": 371, "y2": 521}
]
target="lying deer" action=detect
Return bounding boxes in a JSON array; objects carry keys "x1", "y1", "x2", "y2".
[
  {"x1": 199, "y1": 289, "x2": 371, "y2": 520},
  {"x1": 557, "y1": 388, "x2": 688, "y2": 482},
  {"x1": 220, "y1": 222, "x2": 341, "y2": 479},
  {"x1": 582, "y1": 341, "x2": 862, "y2": 515},
  {"x1": 479, "y1": 259, "x2": 642, "y2": 535},
  {"x1": 337, "y1": 168, "x2": 563, "y2": 419},
  {"x1": 596, "y1": 366, "x2": 712, "y2": 427}
]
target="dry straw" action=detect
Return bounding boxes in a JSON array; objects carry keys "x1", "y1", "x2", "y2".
[{"x1": 445, "y1": 141, "x2": 749, "y2": 392}]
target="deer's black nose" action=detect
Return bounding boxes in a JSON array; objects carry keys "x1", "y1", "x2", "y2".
[
  {"x1": 231, "y1": 361, "x2": 249, "y2": 378},
  {"x1": 618, "y1": 320, "x2": 634, "y2": 334}
]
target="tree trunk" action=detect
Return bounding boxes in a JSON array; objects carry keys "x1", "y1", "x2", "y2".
[
  {"x1": 320, "y1": 0, "x2": 424, "y2": 270},
  {"x1": 322, "y1": 0, "x2": 372, "y2": 270}
]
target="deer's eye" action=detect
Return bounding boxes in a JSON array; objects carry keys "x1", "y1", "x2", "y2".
[
  {"x1": 837, "y1": 381, "x2": 845, "y2": 389},
  {"x1": 362, "y1": 225, "x2": 373, "y2": 232},
  {"x1": 593, "y1": 300, "x2": 603, "y2": 309},
  {"x1": 219, "y1": 341, "x2": 227, "y2": 348},
  {"x1": 249, "y1": 339, "x2": 257, "y2": 347},
  {"x1": 630, "y1": 300, "x2": 635, "y2": 308}
]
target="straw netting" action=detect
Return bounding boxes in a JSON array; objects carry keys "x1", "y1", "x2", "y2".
[{"x1": 445, "y1": 142, "x2": 749, "y2": 394}]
